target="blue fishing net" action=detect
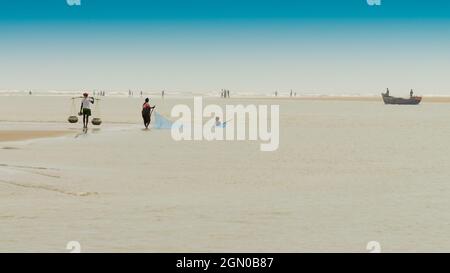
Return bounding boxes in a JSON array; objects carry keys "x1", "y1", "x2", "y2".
[
  {"x1": 153, "y1": 112, "x2": 227, "y2": 130},
  {"x1": 217, "y1": 120, "x2": 232, "y2": 128},
  {"x1": 153, "y1": 112, "x2": 174, "y2": 129}
]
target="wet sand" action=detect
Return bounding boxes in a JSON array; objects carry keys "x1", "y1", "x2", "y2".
[
  {"x1": 1, "y1": 95, "x2": 450, "y2": 252},
  {"x1": 0, "y1": 131, "x2": 72, "y2": 142}
]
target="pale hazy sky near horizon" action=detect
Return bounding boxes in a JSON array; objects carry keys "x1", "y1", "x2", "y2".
[{"x1": 1, "y1": 0, "x2": 450, "y2": 95}]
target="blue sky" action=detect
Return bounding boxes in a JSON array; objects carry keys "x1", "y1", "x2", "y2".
[
  {"x1": 1, "y1": 0, "x2": 450, "y2": 21},
  {"x1": 1, "y1": 0, "x2": 450, "y2": 94}
]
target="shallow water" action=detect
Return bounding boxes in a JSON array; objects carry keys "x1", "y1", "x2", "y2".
[{"x1": 0, "y1": 96, "x2": 449, "y2": 252}]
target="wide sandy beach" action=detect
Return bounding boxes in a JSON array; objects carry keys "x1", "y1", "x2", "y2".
[{"x1": 1, "y1": 95, "x2": 450, "y2": 252}]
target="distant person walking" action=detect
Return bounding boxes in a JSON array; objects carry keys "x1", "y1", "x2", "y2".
[
  {"x1": 142, "y1": 98, "x2": 155, "y2": 129},
  {"x1": 410, "y1": 89, "x2": 414, "y2": 97},
  {"x1": 80, "y1": 92, "x2": 94, "y2": 129}
]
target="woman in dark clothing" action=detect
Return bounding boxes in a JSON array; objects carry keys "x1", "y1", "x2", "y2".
[{"x1": 142, "y1": 98, "x2": 155, "y2": 129}]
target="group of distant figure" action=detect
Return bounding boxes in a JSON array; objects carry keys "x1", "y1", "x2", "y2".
[
  {"x1": 385, "y1": 88, "x2": 415, "y2": 97},
  {"x1": 28, "y1": 88, "x2": 301, "y2": 98},
  {"x1": 93, "y1": 91, "x2": 106, "y2": 97},
  {"x1": 221, "y1": 89, "x2": 230, "y2": 98},
  {"x1": 275, "y1": 90, "x2": 297, "y2": 97},
  {"x1": 221, "y1": 89, "x2": 298, "y2": 98},
  {"x1": 129, "y1": 90, "x2": 165, "y2": 99}
]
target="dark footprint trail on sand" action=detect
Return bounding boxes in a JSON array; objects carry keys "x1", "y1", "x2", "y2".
[
  {"x1": 0, "y1": 163, "x2": 59, "y2": 171},
  {"x1": 0, "y1": 179, "x2": 98, "y2": 197}
]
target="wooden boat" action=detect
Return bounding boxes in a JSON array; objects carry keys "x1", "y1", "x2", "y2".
[{"x1": 382, "y1": 92, "x2": 422, "y2": 105}]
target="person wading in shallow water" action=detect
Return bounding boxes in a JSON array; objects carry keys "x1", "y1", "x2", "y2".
[
  {"x1": 79, "y1": 92, "x2": 94, "y2": 129},
  {"x1": 142, "y1": 98, "x2": 155, "y2": 129}
]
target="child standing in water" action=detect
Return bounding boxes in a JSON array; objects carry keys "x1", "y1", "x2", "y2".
[
  {"x1": 80, "y1": 92, "x2": 94, "y2": 129},
  {"x1": 142, "y1": 98, "x2": 155, "y2": 129}
]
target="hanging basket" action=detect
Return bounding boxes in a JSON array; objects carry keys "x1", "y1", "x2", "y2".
[
  {"x1": 92, "y1": 118, "x2": 102, "y2": 126},
  {"x1": 91, "y1": 97, "x2": 102, "y2": 126},
  {"x1": 68, "y1": 98, "x2": 80, "y2": 123},
  {"x1": 68, "y1": 116, "x2": 79, "y2": 123}
]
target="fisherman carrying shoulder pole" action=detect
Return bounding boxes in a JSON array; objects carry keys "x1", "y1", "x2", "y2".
[{"x1": 79, "y1": 92, "x2": 95, "y2": 129}]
